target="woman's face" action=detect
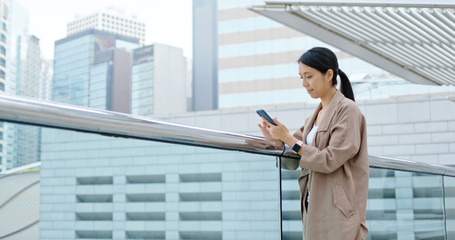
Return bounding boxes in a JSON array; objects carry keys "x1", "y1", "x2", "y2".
[{"x1": 298, "y1": 63, "x2": 334, "y2": 99}]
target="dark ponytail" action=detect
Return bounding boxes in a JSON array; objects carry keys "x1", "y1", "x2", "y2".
[
  {"x1": 338, "y1": 69, "x2": 355, "y2": 102},
  {"x1": 298, "y1": 47, "x2": 355, "y2": 102}
]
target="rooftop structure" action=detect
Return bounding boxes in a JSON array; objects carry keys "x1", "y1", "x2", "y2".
[
  {"x1": 251, "y1": 1, "x2": 455, "y2": 86},
  {"x1": 67, "y1": 8, "x2": 146, "y2": 45}
]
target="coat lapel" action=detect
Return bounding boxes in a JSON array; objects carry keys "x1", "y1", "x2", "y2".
[
  {"x1": 302, "y1": 91, "x2": 345, "y2": 146},
  {"x1": 316, "y1": 90, "x2": 344, "y2": 133}
]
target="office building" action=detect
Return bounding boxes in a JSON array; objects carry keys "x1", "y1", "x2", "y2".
[
  {"x1": 0, "y1": 0, "x2": 6, "y2": 94},
  {"x1": 52, "y1": 29, "x2": 139, "y2": 112},
  {"x1": 67, "y1": 8, "x2": 146, "y2": 45},
  {"x1": 22, "y1": 35, "x2": 41, "y2": 98},
  {"x1": 39, "y1": 58, "x2": 53, "y2": 101},
  {"x1": 1, "y1": 0, "x2": 43, "y2": 171},
  {"x1": 217, "y1": 0, "x2": 370, "y2": 108},
  {"x1": 192, "y1": 0, "x2": 218, "y2": 111},
  {"x1": 14, "y1": 35, "x2": 42, "y2": 167},
  {"x1": 90, "y1": 48, "x2": 132, "y2": 113},
  {"x1": 131, "y1": 43, "x2": 187, "y2": 116},
  {"x1": 0, "y1": 0, "x2": 7, "y2": 171},
  {"x1": 216, "y1": 0, "x2": 454, "y2": 108}
]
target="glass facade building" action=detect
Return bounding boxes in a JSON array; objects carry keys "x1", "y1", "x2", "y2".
[
  {"x1": 0, "y1": 0, "x2": 7, "y2": 171},
  {"x1": 53, "y1": 34, "x2": 93, "y2": 107},
  {"x1": 15, "y1": 35, "x2": 41, "y2": 167},
  {"x1": 131, "y1": 46, "x2": 154, "y2": 116},
  {"x1": 89, "y1": 60, "x2": 112, "y2": 110},
  {"x1": 53, "y1": 29, "x2": 139, "y2": 112},
  {"x1": 131, "y1": 44, "x2": 187, "y2": 116},
  {"x1": 1, "y1": 0, "x2": 44, "y2": 171}
]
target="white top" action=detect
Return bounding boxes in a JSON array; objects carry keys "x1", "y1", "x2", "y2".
[
  {"x1": 305, "y1": 123, "x2": 318, "y2": 204},
  {"x1": 306, "y1": 124, "x2": 318, "y2": 146}
]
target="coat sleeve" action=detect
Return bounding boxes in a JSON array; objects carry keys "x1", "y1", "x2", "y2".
[{"x1": 299, "y1": 103, "x2": 363, "y2": 174}]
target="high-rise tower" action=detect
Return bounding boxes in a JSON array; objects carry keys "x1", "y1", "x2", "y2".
[
  {"x1": 192, "y1": 0, "x2": 218, "y2": 111},
  {"x1": 131, "y1": 44, "x2": 187, "y2": 116},
  {"x1": 0, "y1": 0, "x2": 7, "y2": 172},
  {"x1": 53, "y1": 29, "x2": 139, "y2": 113},
  {"x1": 67, "y1": 8, "x2": 146, "y2": 45}
]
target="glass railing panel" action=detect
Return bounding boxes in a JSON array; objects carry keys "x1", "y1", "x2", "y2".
[
  {"x1": 444, "y1": 176, "x2": 455, "y2": 240},
  {"x1": 280, "y1": 167, "x2": 446, "y2": 240},
  {"x1": 280, "y1": 168, "x2": 302, "y2": 240},
  {"x1": 1, "y1": 123, "x2": 281, "y2": 240}
]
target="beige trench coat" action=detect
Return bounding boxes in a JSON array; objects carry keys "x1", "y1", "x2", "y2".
[{"x1": 293, "y1": 90, "x2": 369, "y2": 240}]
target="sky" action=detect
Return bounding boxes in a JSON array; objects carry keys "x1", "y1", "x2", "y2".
[{"x1": 15, "y1": 0, "x2": 193, "y2": 59}]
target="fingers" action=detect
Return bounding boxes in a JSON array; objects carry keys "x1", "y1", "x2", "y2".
[
  {"x1": 260, "y1": 117, "x2": 271, "y2": 127},
  {"x1": 257, "y1": 123, "x2": 266, "y2": 129},
  {"x1": 257, "y1": 122, "x2": 267, "y2": 130}
]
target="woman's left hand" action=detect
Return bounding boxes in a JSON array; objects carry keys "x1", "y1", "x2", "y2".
[{"x1": 262, "y1": 117, "x2": 291, "y2": 142}]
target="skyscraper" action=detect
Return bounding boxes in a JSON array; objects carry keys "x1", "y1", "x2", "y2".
[
  {"x1": 90, "y1": 48, "x2": 132, "y2": 113},
  {"x1": 2, "y1": 0, "x2": 41, "y2": 171},
  {"x1": 15, "y1": 35, "x2": 42, "y2": 167},
  {"x1": 192, "y1": 0, "x2": 218, "y2": 111},
  {"x1": 0, "y1": 0, "x2": 5, "y2": 93},
  {"x1": 0, "y1": 0, "x2": 50, "y2": 171},
  {"x1": 52, "y1": 29, "x2": 139, "y2": 112},
  {"x1": 21, "y1": 35, "x2": 40, "y2": 98},
  {"x1": 67, "y1": 8, "x2": 146, "y2": 45},
  {"x1": 39, "y1": 58, "x2": 53, "y2": 101},
  {"x1": 132, "y1": 43, "x2": 187, "y2": 116},
  {"x1": 0, "y1": 0, "x2": 7, "y2": 171}
]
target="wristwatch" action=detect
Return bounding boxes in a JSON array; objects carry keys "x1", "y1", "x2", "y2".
[{"x1": 292, "y1": 140, "x2": 303, "y2": 153}]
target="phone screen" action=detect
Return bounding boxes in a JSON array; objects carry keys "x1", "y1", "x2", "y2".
[{"x1": 256, "y1": 109, "x2": 277, "y2": 126}]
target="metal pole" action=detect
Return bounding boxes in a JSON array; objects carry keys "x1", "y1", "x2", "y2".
[{"x1": 277, "y1": 156, "x2": 283, "y2": 240}]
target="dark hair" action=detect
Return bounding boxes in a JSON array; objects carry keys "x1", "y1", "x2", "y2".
[{"x1": 297, "y1": 47, "x2": 355, "y2": 102}]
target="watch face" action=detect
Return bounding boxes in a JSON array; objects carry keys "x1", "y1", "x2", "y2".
[{"x1": 292, "y1": 143, "x2": 301, "y2": 152}]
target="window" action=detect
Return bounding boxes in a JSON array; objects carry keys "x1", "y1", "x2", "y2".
[
  {"x1": 0, "y1": 57, "x2": 5, "y2": 67},
  {"x1": 0, "y1": 33, "x2": 6, "y2": 43}
]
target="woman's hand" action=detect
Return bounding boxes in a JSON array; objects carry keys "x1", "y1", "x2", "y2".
[
  {"x1": 258, "y1": 120, "x2": 274, "y2": 139},
  {"x1": 258, "y1": 117, "x2": 291, "y2": 142}
]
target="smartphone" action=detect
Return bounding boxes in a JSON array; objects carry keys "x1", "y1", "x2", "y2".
[{"x1": 256, "y1": 109, "x2": 277, "y2": 126}]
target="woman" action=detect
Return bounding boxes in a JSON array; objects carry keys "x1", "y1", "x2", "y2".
[{"x1": 259, "y1": 47, "x2": 369, "y2": 240}]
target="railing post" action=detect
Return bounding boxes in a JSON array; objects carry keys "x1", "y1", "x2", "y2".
[{"x1": 277, "y1": 156, "x2": 283, "y2": 240}]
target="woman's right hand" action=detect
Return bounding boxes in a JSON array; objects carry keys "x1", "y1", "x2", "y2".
[{"x1": 258, "y1": 119, "x2": 274, "y2": 139}]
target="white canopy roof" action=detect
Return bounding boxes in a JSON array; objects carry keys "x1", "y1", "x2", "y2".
[{"x1": 251, "y1": 1, "x2": 455, "y2": 85}]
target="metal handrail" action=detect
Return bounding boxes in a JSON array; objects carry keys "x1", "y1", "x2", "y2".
[{"x1": 0, "y1": 95, "x2": 454, "y2": 177}]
